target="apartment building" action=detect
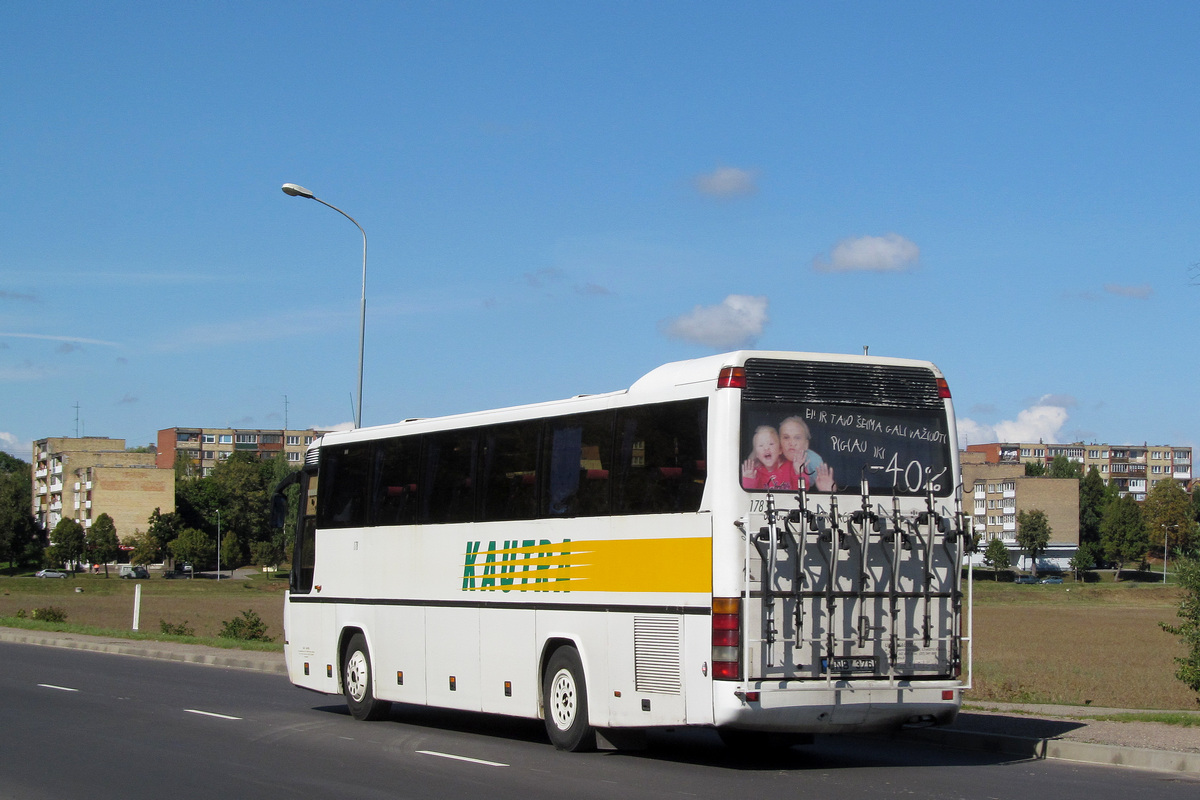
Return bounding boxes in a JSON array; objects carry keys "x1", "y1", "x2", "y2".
[
  {"x1": 965, "y1": 441, "x2": 1192, "y2": 501},
  {"x1": 32, "y1": 437, "x2": 174, "y2": 537},
  {"x1": 961, "y1": 451, "x2": 1079, "y2": 570},
  {"x1": 156, "y1": 427, "x2": 328, "y2": 475}
]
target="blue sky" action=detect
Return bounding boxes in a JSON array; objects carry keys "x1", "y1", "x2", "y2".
[{"x1": 3, "y1": 1, "x2": 1199, "y2": 459}]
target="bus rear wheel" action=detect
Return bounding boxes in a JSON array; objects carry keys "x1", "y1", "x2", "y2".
[
  {"x1": 343, "y1": 633, "x2": 391, "y2": 721},
  {"x1": 543, "y1": 647, "x2": 596, "y2": 751}
]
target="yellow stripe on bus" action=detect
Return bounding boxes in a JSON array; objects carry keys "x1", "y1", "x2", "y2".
[{"x1": 462, "y1": 537, "x2": 711, "y2": 593}]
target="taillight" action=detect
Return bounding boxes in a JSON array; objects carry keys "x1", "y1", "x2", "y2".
[
  {"x1": 712, "y1": 597, "x2": 741, "y2": 680},
  {"x1": 718, "y1": 367, "x2": 746, "y2": 389},
  {"x1": 937, "y1": 378, "x2": 951, "y2": 398}
]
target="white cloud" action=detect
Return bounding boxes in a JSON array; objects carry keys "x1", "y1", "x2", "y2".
[
  {"x1": 0, "y1": 332, "x2": 119, "y2": 347},
  {"x1": 693, "y1": 166, "x2": 758, "y2": 198},
  {"x1": 662, "y1": 294, "x2": 768, "y2": 349},
  {"x1": 958, "y1": 394, "x2": 1071, "y2": 446},
  {"x1": 1104, "y1": 283, "x2": 1152, "y2": 299},
  {"x1": 813, "y1": 233, "x2": 920, "y2": 273},
  {"x1": 1, "y1": 431, "x2": 30, "y2": 457}
]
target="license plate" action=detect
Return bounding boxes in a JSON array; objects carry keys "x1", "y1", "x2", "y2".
[{"x1": 822, "y1": 656, "x2": 877, "y2": 674}]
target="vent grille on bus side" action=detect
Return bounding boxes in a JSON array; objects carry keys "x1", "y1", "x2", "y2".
[
  {"x1": 634, "y1": 617, "x2": 682, "y2": 695},
  {"x1": 743, "y1": 358, "x2": 943, "y2": 409}
]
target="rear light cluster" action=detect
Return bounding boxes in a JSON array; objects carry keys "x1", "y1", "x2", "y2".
[
  {"x1": 717, "y1": 367, "x2": 746, "y2": 389},
  {"x1": 712, "y1": 597, "x2": 741, "y2": 680}
]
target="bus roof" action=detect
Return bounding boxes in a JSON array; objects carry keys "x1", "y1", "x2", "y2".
[{"x1": 316, "y1": 350, "x2": 944, "y2": 448}]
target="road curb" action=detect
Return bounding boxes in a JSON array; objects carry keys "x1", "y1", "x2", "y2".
[
  {"x1": 898, "y1": 725, "x2": 1200, "y2": 775},
  {"x1": 0, "y1": 628, "x2": 288, "y2": 674}
]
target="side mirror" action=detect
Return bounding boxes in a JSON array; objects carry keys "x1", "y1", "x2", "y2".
[{"x1": 270, "y1": 492, "x2": 289, "y2": 529}]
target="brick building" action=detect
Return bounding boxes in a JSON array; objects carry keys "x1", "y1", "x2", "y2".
[
  {"x1": 156, "y1": 427, "x2": 327, "y2": 476},
  {"x1": 32, "y1": 437, "x2": 174, "y2": 539},
  {"x1": 961, "y1": 451, "x2": 1079, "y2": 570}
]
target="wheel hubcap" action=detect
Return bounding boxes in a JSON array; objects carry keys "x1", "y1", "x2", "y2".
[
  {"x1": 346, "y1": 650, "x2": 369, "y2": 702},
  {"x1": 549, "y1": 668, "x2": 577, "y2": 730}
]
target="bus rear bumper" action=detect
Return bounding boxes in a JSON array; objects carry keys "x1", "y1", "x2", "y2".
[{"x1": 713, "y1": 681, "x2": 960, "y2": 734}]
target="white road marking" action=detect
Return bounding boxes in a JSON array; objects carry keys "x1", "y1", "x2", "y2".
[
  {"x1": 416, "y1": 750, "x2": 509, "y2": 768},
  {"x1": 185, "y1": 709, "x2": 242, "y2": 720},
  {"x1": 37, "y1": 684, "x2": 79, "y2": 692}
]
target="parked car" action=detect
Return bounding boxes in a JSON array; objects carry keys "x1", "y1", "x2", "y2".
[
  {"x1": 1039, "y1": 576, "x2": 1064, "y2": 584},
  {"x1": 1013, "y1": 575, "x2": 1037, "y2": 584},
  {"x1": 119, "y1": 565, "x2": 149, "y2": 579},
  {"x1": 35, "y1": 569, "x2": 68, "y2": 579}
]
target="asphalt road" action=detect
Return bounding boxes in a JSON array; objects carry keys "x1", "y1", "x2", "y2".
[{"x1": 2, "y1": 641, "x2": 1198, "y2": 800}]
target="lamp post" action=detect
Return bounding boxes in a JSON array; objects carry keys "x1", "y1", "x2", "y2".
[
  {"x1": 281, "y1": 183, "x2": 368, "y2": 428},
  {"x1": 1162, "y1": 523, "x2": 1178, "y2": 585}
]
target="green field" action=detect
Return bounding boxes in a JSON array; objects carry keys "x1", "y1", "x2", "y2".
[{"x1": 1, "y1": 571, "x2": 1196, "y2": 710}]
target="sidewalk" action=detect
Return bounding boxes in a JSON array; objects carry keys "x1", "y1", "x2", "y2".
[{"x1": 2, "y1": 626, "x2": 1196, "y2": 774}]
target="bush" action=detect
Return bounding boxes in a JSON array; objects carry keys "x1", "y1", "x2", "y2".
[
  {"x1": 219, "y1": 609, "x2": 273, "y2": 642},
  {"x1": 159, "y1": 619, "x2": 195, "y2": 637},
  {"x1": 31, "y1": 606, "x2": 67, "y2": 623}
]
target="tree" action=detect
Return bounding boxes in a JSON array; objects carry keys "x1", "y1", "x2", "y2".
[
  {"x1": 1070, "y1": 540, "x2": 1102, "y2": 581},
  {"x1": 1142, "y1": 479, "x2": 1197, "y2": 563},
  {"x1": 1160, "y1": 557, "x2": 1200, "y2": 697},
  {"x1": 220, "y1": 529, "x2": 243, "y2": 571},
  {"x1": 1015, "y1": 509, "x2": 1052, "y2": 577},
  {"x1": 125, "y1": 527, "x2": 162, "y2": 567},
  {"x1": 1024, "y1": 461, "x2": 1046, "y2": 477},
  {"x1": 87, "y1": 513, "x2": 120, "y2": 576},
  {"x1": 168, "y1": 527, "x2": 213, "y2": 575},
  {"x1": 1101, "y1": 494, "x2": 1149, "y2": 578},
  {"x1": 1078, "y1": 467, "x2": 1108, "y2": 546},
  {"x1": 0, "y1": 455, "x2": 42, "y2": 568},
  {"x1": 146, "y1": 508, "x2": 181, "y2": 566},
  {"x1": 48, "y1": 518, "x2": 85, "y2": 573},
  {"x1": 983, "y1": 537, "x2": 1010, "y2": 580},
  {"x1": 1048, "y1": 455, "x2": 1083, "y2": 480}
]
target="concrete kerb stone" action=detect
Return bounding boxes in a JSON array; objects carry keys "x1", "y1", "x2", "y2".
[
  {"x1": 897, "y1": 724, "x2": 1200, "y2": 776},
  {"x1": 0, "y1": 627, "x2": 288, "y2": 674}
]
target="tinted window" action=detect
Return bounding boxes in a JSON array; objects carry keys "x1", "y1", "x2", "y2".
[
  {"x1": 421, "y1": 431, "x2": 478, "y2": 523},
  {"x1": 480, "y1": 422, "x2": 541, "y2": 521},
  {"x1": 372, "y1": 437, "x2": 421, "y2": 526},
  {"x1": 317, "y1": 442, "x2": 372, "y2": 528},
  {"x1": 542, "y1": 411, "x2": 614, "y2": 517},
  {"x1": 614, "y1": 400, "x2": 708, "y2": 514}
]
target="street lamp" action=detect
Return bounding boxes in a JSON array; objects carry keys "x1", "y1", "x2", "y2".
[
  {"x1": 1162, "y1": 523, "x2": 1178, "y2": 585},
  {"x1": 281, "y1": 183, "x2": 368, "y2": 428}
]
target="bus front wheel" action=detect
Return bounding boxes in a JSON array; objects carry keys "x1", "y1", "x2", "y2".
[
  {"x1": 342, "y1": 633, "x2": 391, "y2": 721},
  {"x1": 543, "y1": 647, "x2": 596, "y2": 751}
]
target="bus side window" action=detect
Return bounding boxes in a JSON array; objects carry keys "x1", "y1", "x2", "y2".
[
  {"x1": 421, "y1": 430, "x2": 478, "y2": 523},
  {"x1": 479, "y1": 421, "x2": 540, "y2": 521},
  {"x1": 317, "y1": 443, "x2": 372, "y2": 528},
  {"x1": 291, "y1": 470, "x2": 317, "y2": 594},
  {"x1": 542, "y1": 411, "x2": 613, "y2": 517},
  {"x1": 372, "y1": 436, "x2": 420, "y2": 526},
  {"x1": 615, "y1": 399, "x2": 708, "y2": 514}
]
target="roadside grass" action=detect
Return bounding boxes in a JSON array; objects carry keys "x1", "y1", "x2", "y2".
[{"x1": 0, "y1": 570, "x2": 287, "y2": 644}]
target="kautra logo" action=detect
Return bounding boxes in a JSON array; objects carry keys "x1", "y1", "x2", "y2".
[{"x1": 461, "y1": 539, "x2": 572, "y2": 592}]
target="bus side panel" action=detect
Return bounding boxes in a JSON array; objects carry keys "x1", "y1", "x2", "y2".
[
  {"x1": 480, "y1": 608, "x2": 537, "y2": 716},
  {"x1": 603, "y1": 612, "x2": 686, "y2": 727},
  {"x1": 426, "y1": 607, "x2": 482, "y2": 711},
  {"x1": 284, "y1": 598, "x2": 339, "y2": 695},
  {"x1": 373, "y1": 605, "x2": 429, "y2": 706}
]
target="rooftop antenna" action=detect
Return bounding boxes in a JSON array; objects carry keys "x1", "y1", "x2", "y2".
[
  {"x1": 74, "y1": 402, "x2": 80, "y2": 438},
  {"x1": 284, "y1": 394, "x2": 289, "y2": 432},
  {"x1": 863, "y1": 345, "x2": 869, "y2": 355}
]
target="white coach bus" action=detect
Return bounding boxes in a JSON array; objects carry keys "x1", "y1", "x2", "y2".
[{"x1": 273, "y1": 351, "x2": 971, "y2": 751}]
